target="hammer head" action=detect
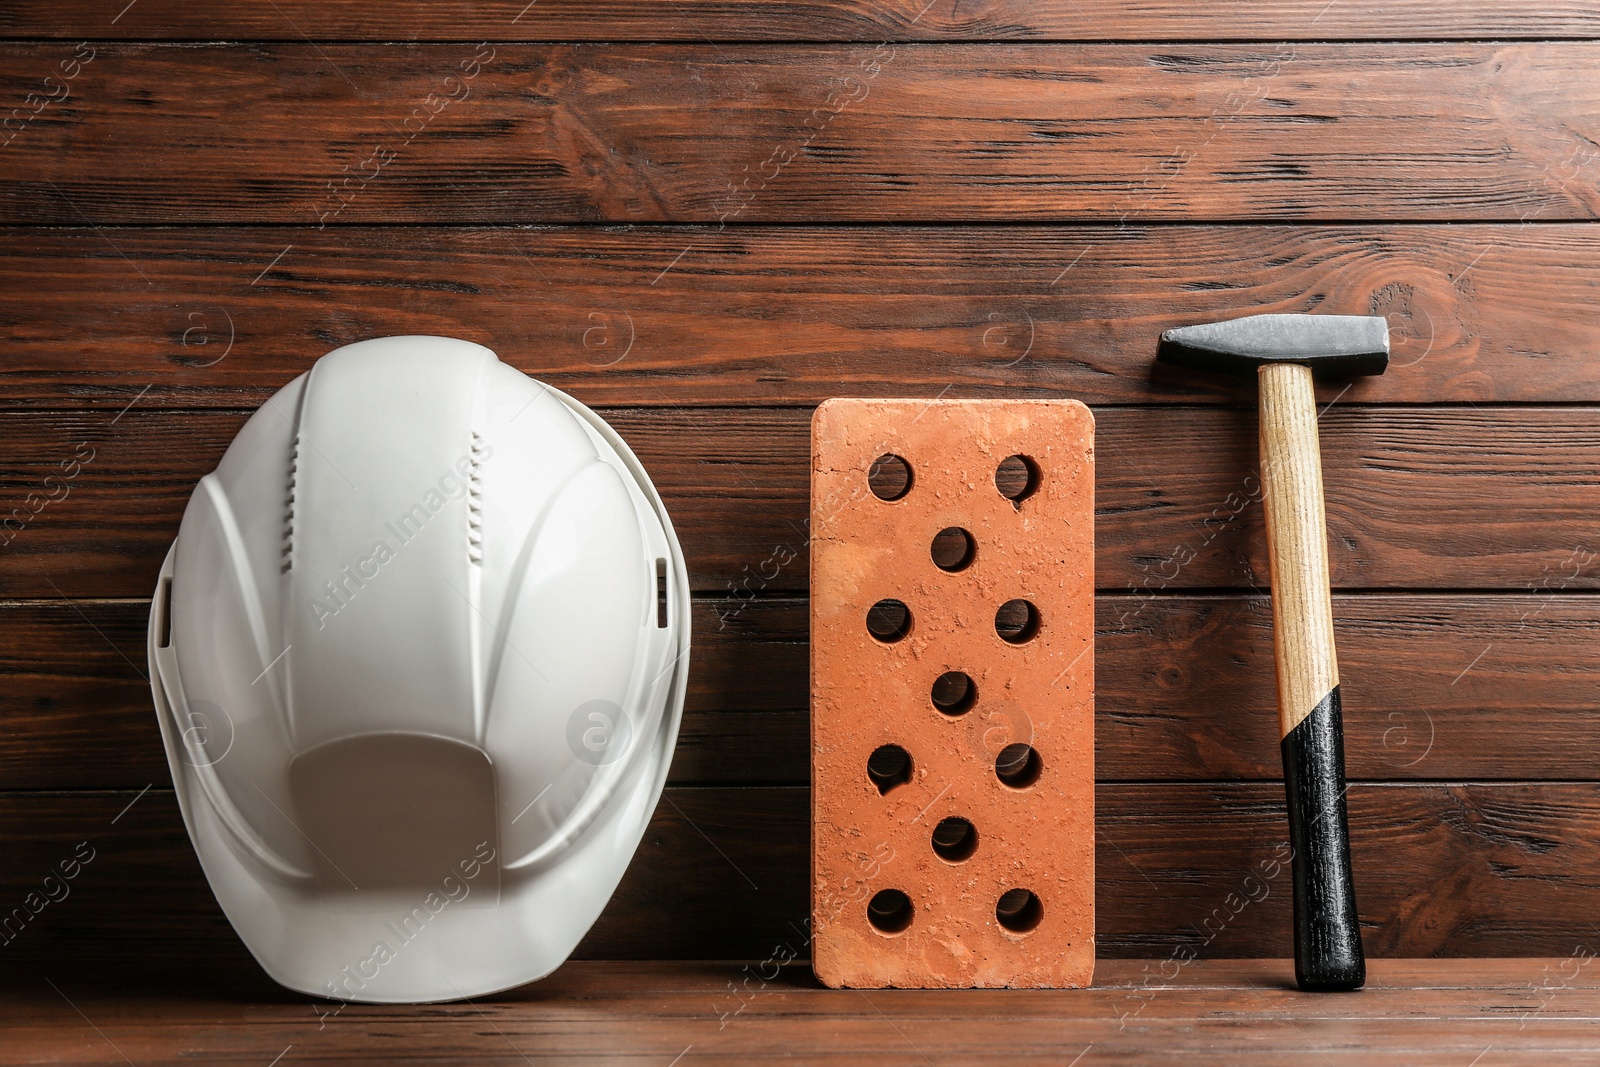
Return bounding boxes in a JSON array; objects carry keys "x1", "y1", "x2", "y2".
[{"x1": 1157, "y1": 313, "x2": 1389, "y2": 379}]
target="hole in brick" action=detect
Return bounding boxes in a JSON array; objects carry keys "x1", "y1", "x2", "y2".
[
  {"x1": 930, "y1": 526, "x2": 976, "y2": 572},
  {"x1": 867, "y1": 598, "x2": 912, "y2": 643},
  {"x1": 931, "y1": 816, "x2": 978, "y2": 863},
  {"x1": 994, "y1": 599, "x2": 1039, "y2": 644},
  {"x1": 995, "y1": 888, "x2": 1043, "y2": 933},
  {"x1": 867, "y1": 744, "x2": 912, "y2": 794},
  {"x1": 930, "y1": 671, "x2": 977, "y2": 716},
  {"x1": 867, "y1": 889, "x2": 914, "y2": 934},
  {"x1": 868, "y1": 454, "x2": 913, "y2": 501},
  {"x1": 995, "y1": 454, "x2": 1039, "y2": 506},
  {"x1": 995, "y1": 743, "x2": 1042, "y2": 788}
]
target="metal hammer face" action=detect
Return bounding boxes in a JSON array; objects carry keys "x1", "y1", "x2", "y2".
[{"x1": 1157, "y1": 313, "x2": 1390, "y2": 379}]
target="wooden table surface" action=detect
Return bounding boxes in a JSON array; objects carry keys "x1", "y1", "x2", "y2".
[{"x1": 4, "y1": 959, "x2": 1599, "y2": 1065}]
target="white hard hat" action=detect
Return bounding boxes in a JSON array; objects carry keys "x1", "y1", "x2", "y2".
[{"x1": 146, "y1": 336, "x2": 689, "y2": 1003}]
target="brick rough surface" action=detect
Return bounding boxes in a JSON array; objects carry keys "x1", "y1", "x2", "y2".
[{"x1": 811, "y1": 398, "x2": 1096, "y2": 988}]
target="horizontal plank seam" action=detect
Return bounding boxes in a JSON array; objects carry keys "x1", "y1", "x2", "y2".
[
  {"x1": 4, "y1": 37, "x2": 1600, "y2": 46},
  {"x1": 13, "y1": 589, "x2": 1600, "y2": 608},
  {"x1": 7, "y1": 780, "x2": 1600, "y2": 799},
  {"x1": 8, "y1": 219, "x2": 1600, "y2": 232},
  {"x1": 14, "y1": 402, "x2": 1600, "y2": 417}
]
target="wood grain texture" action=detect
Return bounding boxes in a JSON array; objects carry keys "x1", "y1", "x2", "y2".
[
  {"x1": 6, "y1": 960, "x2": 1600, "y2": 1067},
  {"x1": 5, "y1": 784, "x2": 1600, "y2": 965},
  {"x1": 4, "y1": 225, "x2": 1599, "y2": 410},
  {"x1": 8, "y1": 1, "x2": 1600, "y2": 41},
  {"x1": 6, "y1": 405, "x2": 1600, "y2": 599},
  {"x1": 8, "y1": 593, "x2": 1600, "y2": 789},
  {"x1": 1258, "y1": 364, "x2": 1340, "y2": 734},
  {"x1": 4, "y1": 44, "x2": 1600, "y2": 223}
]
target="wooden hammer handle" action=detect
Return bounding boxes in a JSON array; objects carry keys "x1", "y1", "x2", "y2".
[{"x1": 1258, "y1": 362, "x2": 1366, "y2": 992}]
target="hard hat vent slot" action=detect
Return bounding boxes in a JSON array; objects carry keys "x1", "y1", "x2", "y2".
[
  {"x1": 158, "y1": 577, "x2": 173, "y2": 649},
  {"x1": 655, "y1": 557, "x2": 668, "y2": 628},
  {"x1": 282, "y1": 436, "x2": 299, "y2": 574},
  {"x1": 467, "y1": 432, "x2": 486, "y2": 566}
]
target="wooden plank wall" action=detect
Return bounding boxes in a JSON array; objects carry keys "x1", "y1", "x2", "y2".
[{"x1": 2, "y1": 4, "x2": 1600, "y2": 972}]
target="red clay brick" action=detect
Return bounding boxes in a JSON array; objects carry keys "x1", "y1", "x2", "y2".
[{"x1": 810, "y1": 398, "x2": 1096, "y2": 989}]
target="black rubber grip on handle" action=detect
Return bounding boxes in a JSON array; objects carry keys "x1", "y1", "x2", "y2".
[{"x1": 1281, "y1": 685, "x2": 1366, "y2": 992}]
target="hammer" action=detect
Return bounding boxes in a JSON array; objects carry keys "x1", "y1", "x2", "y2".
[{"x1": 1158, "y1": 313, "x2": 1388, "y2": 992}]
